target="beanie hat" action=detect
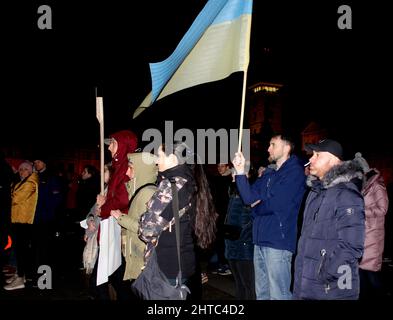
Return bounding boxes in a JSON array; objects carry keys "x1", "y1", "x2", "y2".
[{"x1": 18, "y1": 161, "x2": 33, "y2": 175}]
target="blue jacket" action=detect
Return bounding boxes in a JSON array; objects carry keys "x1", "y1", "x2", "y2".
[
  {"x1": 293, "y1": 160, "x2": 365, "y2": 300},
  {"x1": 236, "y1": 155, "x2": 306, "y2": 253},
  {"x1": 224, "y1": 194, "x2": 253, "y2": 261},
  {"x1": 34, "y1": 170, "x2": 63, "y2": 224}
]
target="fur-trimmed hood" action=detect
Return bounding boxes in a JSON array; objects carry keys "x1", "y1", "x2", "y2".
[{"x1": 307, "y1": 159, "x2": 364, "y2": 189}]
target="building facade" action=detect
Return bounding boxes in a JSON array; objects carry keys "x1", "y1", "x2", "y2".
[{"x1": 248, "y1": 82, "x2": 283, "y2": 166}]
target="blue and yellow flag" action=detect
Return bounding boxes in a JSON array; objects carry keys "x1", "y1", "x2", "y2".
[{"x1": 133, "y1": 0, "x2": 253, "y2": 118}]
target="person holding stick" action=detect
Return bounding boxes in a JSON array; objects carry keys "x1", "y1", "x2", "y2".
[
  {"x1": 95, "y1": 129, "x2": 138, "y2": 300},
  {"x1": 232, "y1": 133, "x2": 306, "y2": 300}
]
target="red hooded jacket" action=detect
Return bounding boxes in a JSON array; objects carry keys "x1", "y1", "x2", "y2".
[{"x1": 100, "y1": 130, "x2": 138, "y2": 219}]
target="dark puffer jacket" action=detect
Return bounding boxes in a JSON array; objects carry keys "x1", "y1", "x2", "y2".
[
  {"x1": 359, "y1": 169, "x2": 388, "y2": 272},
  {"x1": 293, "y1": 160, "x2": 365, "y2": 300},
  {"x1": 224, "y1": 194, "x2": 253, "y2": 261}
]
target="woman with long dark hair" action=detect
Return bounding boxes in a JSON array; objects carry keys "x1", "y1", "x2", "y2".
[{"x1": 138, "y1": 142, "x2": 217, "y2": 298}]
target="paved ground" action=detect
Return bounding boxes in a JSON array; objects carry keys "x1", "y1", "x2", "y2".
[
  {"x1": 1, "y1": 260, "x2": 392, "y2": 301},
  {"x1": 0, "y1": 266, "x2": 236, "y2": 301},
  {"x1": 1, "y1": 215, "x2": 392, "y2": 301},
  {"x1": 0, "y1": 218, "x2": 237, "y2": 301}
]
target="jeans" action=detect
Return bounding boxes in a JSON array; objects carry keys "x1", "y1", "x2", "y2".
[{"x1": 254, "y1": 245, "x2": 292, "y2": 300}]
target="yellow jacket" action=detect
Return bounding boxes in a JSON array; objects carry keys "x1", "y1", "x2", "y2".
[{"x1": 11, "y1": 172, "x2": 39, "y2": 224}]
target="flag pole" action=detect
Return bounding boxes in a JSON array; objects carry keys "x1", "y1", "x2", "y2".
[
  {"x1": 237, "y1": 2, "x2": 253, "y2": 154},
  {"x1": 237, "y1": 69, "x2": 248, "y2": 153},
  {"x1": 96, "y1": 88, "x2": 105, "y2": 195}
]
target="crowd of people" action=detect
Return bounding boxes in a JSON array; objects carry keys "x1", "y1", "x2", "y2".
[{"x1": 0, "y1": 130, "x2": 391, "y2": 300}]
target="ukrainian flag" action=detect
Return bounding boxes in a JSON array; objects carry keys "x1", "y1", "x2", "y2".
[{"x1": 133, "y1": 0, "x2": 253, "y2": 118}]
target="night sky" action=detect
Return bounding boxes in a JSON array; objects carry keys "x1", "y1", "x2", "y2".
[{"x1": 1, "y1": 1, "x2": 392, "y2": 158}]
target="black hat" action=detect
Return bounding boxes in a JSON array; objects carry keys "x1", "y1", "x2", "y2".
[{"x1": 305, "y1": 139, "x2": 343, "y2": 160}]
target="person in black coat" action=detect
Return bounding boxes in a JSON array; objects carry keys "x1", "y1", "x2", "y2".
[
  {"x1": 293, "y1": 139, "x2": 365, "y2": 300},
  {"x1": 76, "y1": 165, "x2": 100, "y2": 220},
  {"x1": 138, "y1": 142, "x2": 218, "y2": 300}
]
